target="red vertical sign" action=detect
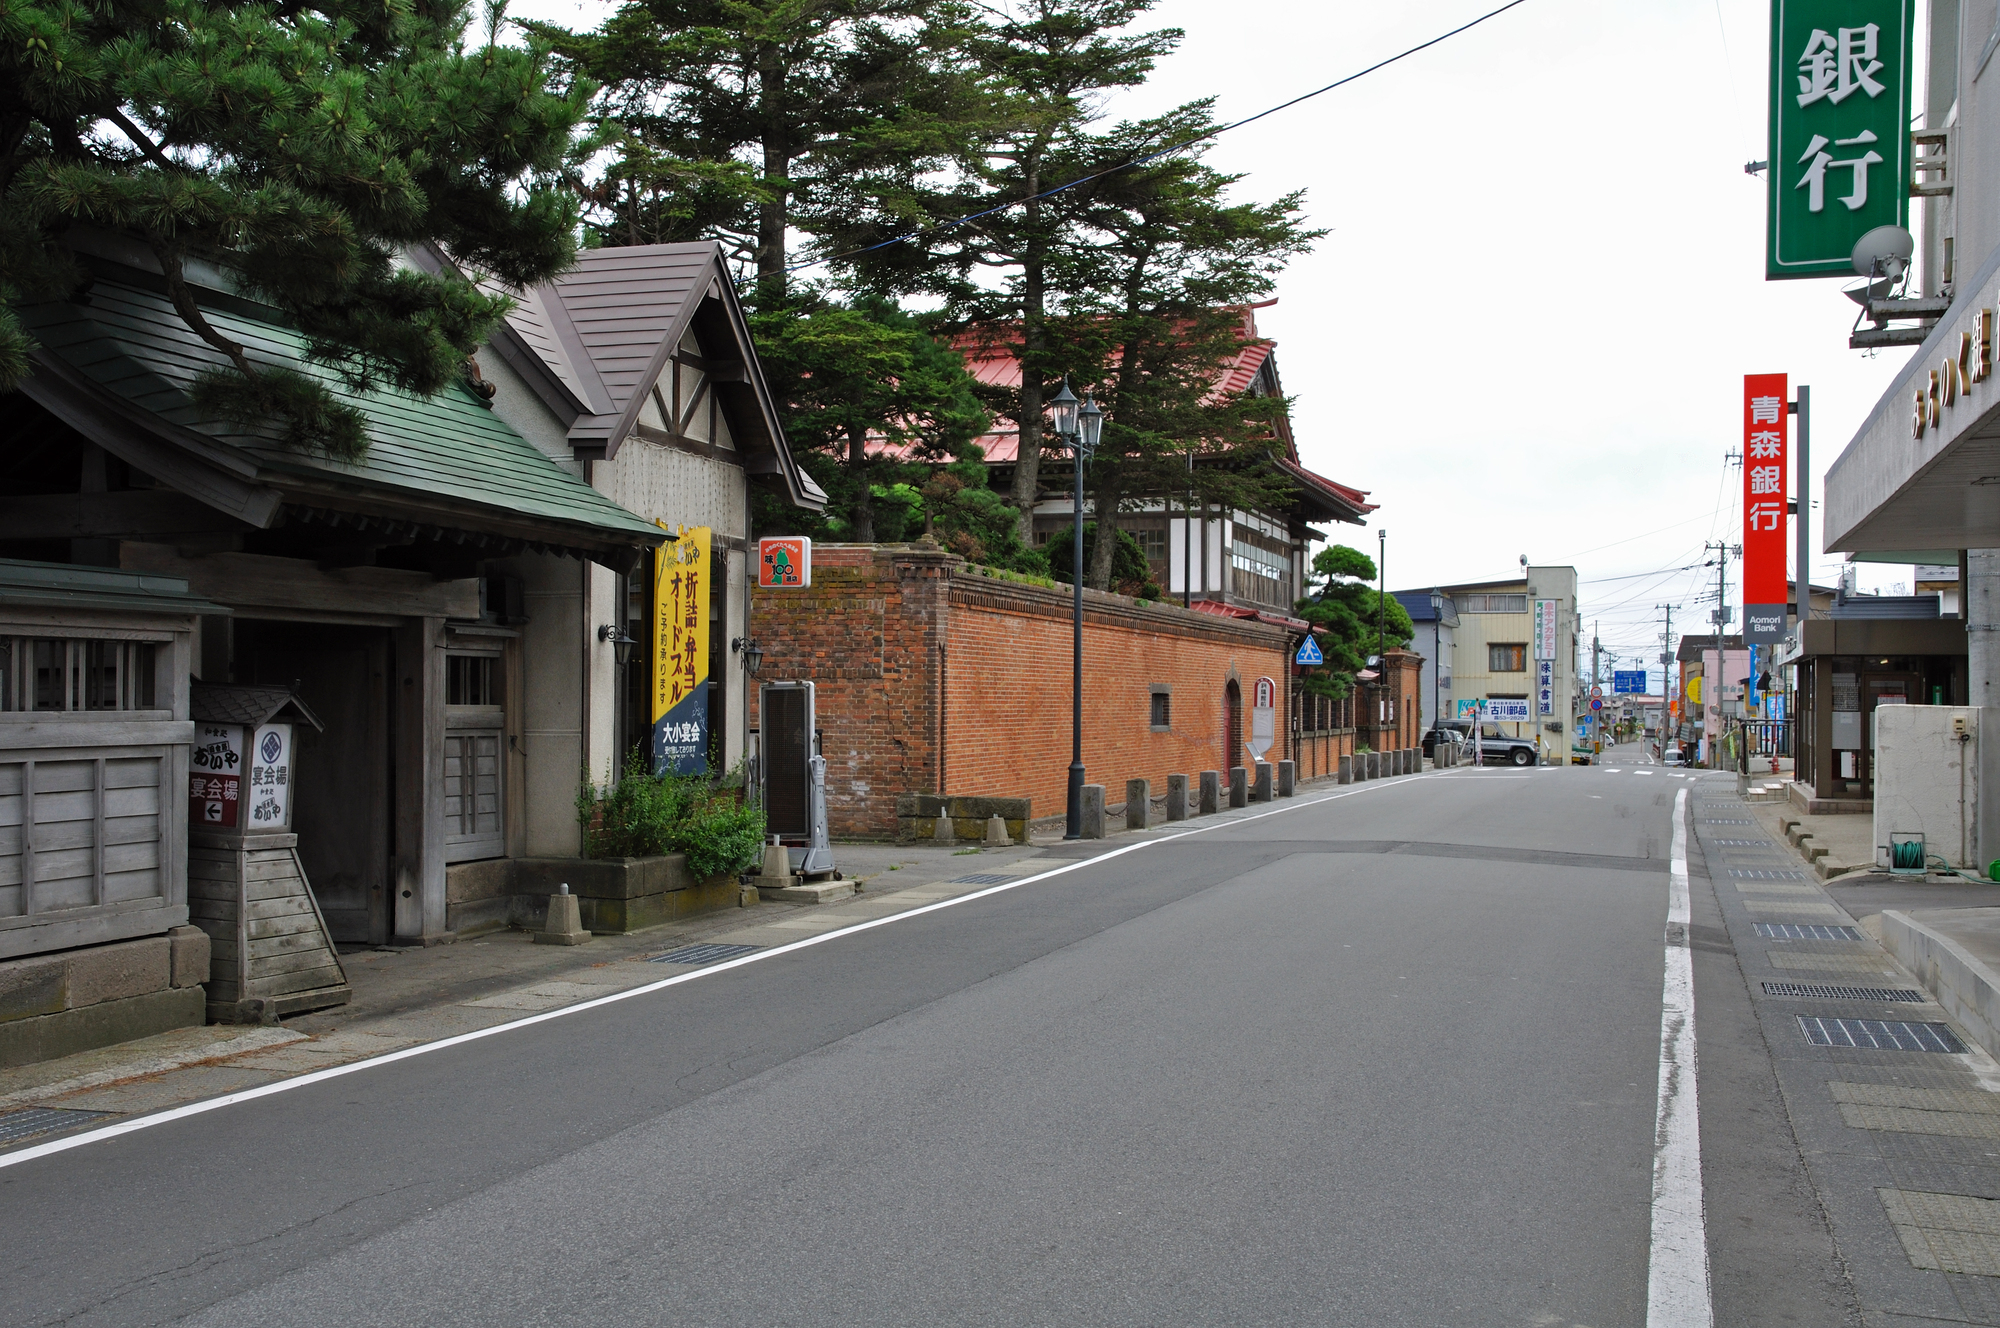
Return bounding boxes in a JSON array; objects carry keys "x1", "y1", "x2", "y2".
[{"x1": 1742, "y1": 373, "x2": 1789, "y2": 644}]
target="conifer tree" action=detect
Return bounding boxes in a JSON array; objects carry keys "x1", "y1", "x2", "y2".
[{"x1": 0, "y1": 0, "x2": 592, "y2": 459}]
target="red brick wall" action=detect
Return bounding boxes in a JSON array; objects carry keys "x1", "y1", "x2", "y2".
[
  {"x1": 750, "y1": 545, "x2": 1295, "y2": 837},
  {"x1": 945, "y1": 575, "x2": 1291, "y2": 821}
]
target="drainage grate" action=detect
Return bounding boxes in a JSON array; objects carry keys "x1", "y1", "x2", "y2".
[
  {"x1": 948, "y1": 873, "x2": 1016, "y2": 885},
  {"x1": 1764, "y1": 981, "x2": 1927, "y2": 1002},
  {"x1": 1731, "y1": 868, "x2": 1808, "y2": 880},
  {"x1": 1799, "y1": 1017, "x2": 1966, "y2": 1052},
  {"x1": 1713, "y1": 839, "x2": 1774, "y2": 847},
  {"x1": 1701, "y1": 818, "x2": 1754, "y2": 825},
  {"x1": 1755, "y1": 923, "x2": 1864, "y2": 940},
  {"x1": 649, "y1": 942, "x2": 762, "y2": 966},
  {"x1": 0, "y1": 1107, "x2": 113, "y2": 1146}
]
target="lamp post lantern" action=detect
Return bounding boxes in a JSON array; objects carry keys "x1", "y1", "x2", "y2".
[
  {"x1": 1428, "y1": 588, "x2": 1443, "y2": 738},
  {"x1": 1048, "y1": 380, "x2": 1101, "y2": 840}
]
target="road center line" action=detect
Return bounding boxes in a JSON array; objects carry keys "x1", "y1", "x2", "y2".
[
  {"x1": 0, "y1": 769, "x2": 1442, "y2": 1170},
  {"x1": 1647, "y1": 786, "x2": 1713, "y2": 1327}
]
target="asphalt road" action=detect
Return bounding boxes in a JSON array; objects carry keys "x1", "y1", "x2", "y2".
[{"x1": 1, "y1": 759, "x2": 1833, "y2": 1327}]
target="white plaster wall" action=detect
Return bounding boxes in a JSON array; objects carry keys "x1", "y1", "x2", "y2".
[
  {"x1": 595, "y1": 436, "x2": 747, "y2": 539},
  {"x1": 1874, "y1": 704, "x2": 1981, "y2": 867},
  {"x1": 507, "y1": 552, "x2": 586, "y2": 858},
  {"x1": 583, "y1": 561, "x2": 620, "y2": 790},
  {"x1": 474, "y1": 347, "x2": 583, "y2": 474}
]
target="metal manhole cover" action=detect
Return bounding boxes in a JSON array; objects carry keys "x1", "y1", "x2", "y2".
[
  {"x1": 1755, "y1": 923, "x2": 1864, "y2": 940},
  {"x1": 649, "y1": 943, "x2": 763, "y2": 966},
  {"x1": 1731, "y1": 869, "x2": 1807, "y2": 880},
  {"x1": 1764, "y1": 981, "x2": 1927, "y2": 1002},
  {"x1": 1798, "y1": 1017, "x2": 1966, "y2": 1052},
  {"x1": 948, "y1": 874, "x2": 1015, "y2": 885},
  {"x1": 0, "y1": 1107, "x2": 113, "y2": 1146}
]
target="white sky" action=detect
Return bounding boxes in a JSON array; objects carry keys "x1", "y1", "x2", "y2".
[{"x1": 509, "y1": 0, "x2": 1928, "y2": 675}]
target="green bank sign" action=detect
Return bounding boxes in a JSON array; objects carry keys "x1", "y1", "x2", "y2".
[{"x1": 1767, "y1": 0, "x2": 1913, "y2": 279}]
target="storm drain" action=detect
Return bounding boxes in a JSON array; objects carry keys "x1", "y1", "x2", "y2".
[
  {"x1": 1799, "y1": 1017, "x2": 1967, "y2": 1052},
  {"x1": 0, "y1": 1107, "x2": 113, "y2": 1146},
  {"x1": 948, "y1": 874, "x2": 1016, "y2": 885},
  {"x1": 1713, "y1": 839, "x2": 1775, "y2": 847},
  {"x1": 1764, "y1": 981, "x2": 1927, "y2": 1002},
  {"x1": 1701, "y1": 818, "x2": 1754, "y2": 825},
  {"x1": 1755, "y1": 923, "x2": 1864, "y2": 940},
  {"x1": 1731, "y1": 868, "x2": 1808, "y2": 880},
  {"x1": 649, "y1": 942, "x2": 763, "y2": 966}
]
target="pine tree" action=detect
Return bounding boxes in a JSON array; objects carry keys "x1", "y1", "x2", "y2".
[
  {"x1": 526, "y1": 0, "x2": 975, "y2": 309},
  {"x1": 0, "y1": 0, "x2": 593, "y2": 459},
  {"x1": 1297, "y1": 545, "x2": 1413, "y2": 699},
  {"x1": 836, "y1": 0, "x2": 1178, "y2": 546},
  {"x1": 1043, "y1": 102, "x2": 1320, "y2": 591}
]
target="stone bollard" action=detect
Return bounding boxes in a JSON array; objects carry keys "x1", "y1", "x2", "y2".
[
  {"x1": 1199, "y1": 771, "x2": 1221, "y2": 815},
  {"x1": 933, "y1": 811, "x2": 955, "y2": 845},
  {"x1": 1251, "y1": 762, "x2": 1273, "y2": 802},
  {"x1": 1127, "y1": 778, "x2": 1152, "y2": 830},
  {"x1": 1359, "y1": 751, "x2": 1373, "y2": 779},
  {"x1": 1398, "y1": 749, "x2": 1410, "y2": 775},
  {"x1": 1229, "y1": 766, "x2": 1249, "y2": 808},
  {"x1": 1166, "y1": 773, "x2": 1190, "y2": 821},
  {"x1": 1081, "y1": 784, "x2": 1106, "y2": 838},
  {"x1": 1278, "y1": 760, "x2": 1296, "y2": 797},
  {"x1": 762, "y1": 837, "x2": 790, "y2": 882},
  {"x1": 534, "y1": 883, "x2": 591, "y2": 946},
  {"x1": 1338, "y1": 754, "x2": 1352, "y2": 785},
  {"x1": 984, "y1": 813, "x2": 1010, "y2": 846}
]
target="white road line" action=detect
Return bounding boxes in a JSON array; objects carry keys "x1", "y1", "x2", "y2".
[
  {"x1": 1, "y1": 768, "x2": 1441, "y2": 1170},
  {"x1": 1647, "y1": 787, "x2": 1713, "y2": 1327},
  {"x1": 1635, "y1": 770, "x2": 1654, "y2": 777}
]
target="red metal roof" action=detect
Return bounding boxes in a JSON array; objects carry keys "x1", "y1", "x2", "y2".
[
  {"x1": 883, "y1": 304, "x2": 1376, "y2": 523},
  {"x1": 1190, "y1": 598, "x2": 1312, "y2": 632}
]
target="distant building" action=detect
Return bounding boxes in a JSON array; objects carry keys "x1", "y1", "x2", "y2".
[{"x1": 1425, "y1": 569, "x2": 1580, "y2": 751}]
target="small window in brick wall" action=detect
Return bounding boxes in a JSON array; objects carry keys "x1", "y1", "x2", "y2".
[{"x1": 1150, "y1": 688, "x2": 1171, "y2": 730}]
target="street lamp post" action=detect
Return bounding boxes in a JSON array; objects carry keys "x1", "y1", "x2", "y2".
[
  {"x1": 1428, "y1": 588, "x2": 1443, "y2": 739},
  {"x1": 1047, "y1": 380, "x2": 1103, "y2": 840}
]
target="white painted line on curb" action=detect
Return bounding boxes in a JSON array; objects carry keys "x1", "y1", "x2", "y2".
[
  {"x1": 1647, "y1": 786, "x2": 1713, "y2": 1327},
  {"x1": 0, "y1": 768, "x2": 1444, "y2": 1170}
]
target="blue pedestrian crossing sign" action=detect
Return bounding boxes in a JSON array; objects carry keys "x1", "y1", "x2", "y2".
[{"x1": 1294, "y1": 635, "x2": 1324, "y2": 666}]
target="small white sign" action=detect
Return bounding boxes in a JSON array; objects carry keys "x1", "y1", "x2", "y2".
[{"x1": 245, "y1": 722, "x2": 293, "y2": 829}]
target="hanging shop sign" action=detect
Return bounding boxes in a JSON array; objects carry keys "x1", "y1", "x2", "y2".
[
  {"x1": 1533, "y1": 599, "x2": 1558, "y2": 660},
  {"x1": 1537, "y1": 659, "x2": 1554, "y2": 715},
  {"x1": 758, "y1": 536, "x2": 812, "y2": 588},
  {"x1": 653, "y1": 526, "x2": 712, "y2": 776},
  {"x1": 1767, "y1": 0, "x2": 1913, "y2": 278},
  {"x1": 1743, "y1": 373, "x2": 1792, "y2": 644}
]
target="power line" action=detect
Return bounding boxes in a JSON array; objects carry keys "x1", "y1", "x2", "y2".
[{"x1": 783, "y1": 0, "x2": 1534, "y2": 275}]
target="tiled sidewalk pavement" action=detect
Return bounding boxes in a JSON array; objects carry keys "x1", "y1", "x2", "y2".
[
  {"x1": 1698, "y1": 778, "x2": 2000, "y2": 1324},
  {"x1": 0, "y1": 765, "x2": 1402, "y2": 1153}
]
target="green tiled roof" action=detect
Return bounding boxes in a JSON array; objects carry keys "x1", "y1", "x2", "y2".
[{"x1": 21, "y1": 276, "x2": 662, "y2": 545}]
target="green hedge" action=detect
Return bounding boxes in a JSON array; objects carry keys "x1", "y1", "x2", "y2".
[{"x1": 576, "y1": 754, "x2": 767, "y2": 879}]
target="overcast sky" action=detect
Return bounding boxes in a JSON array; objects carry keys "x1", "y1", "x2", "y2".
[{"x1": 510, "y1": 0, "x2": 1924, "y2": 675}]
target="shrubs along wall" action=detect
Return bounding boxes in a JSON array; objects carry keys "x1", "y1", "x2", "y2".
[{"x1": 750, "y1": 544, "x2": 1298, "y2": 838}]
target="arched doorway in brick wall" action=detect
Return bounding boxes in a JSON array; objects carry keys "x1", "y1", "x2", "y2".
[{"x1": 1224, "y1": 679, "x2": 1242, "y2": 771}]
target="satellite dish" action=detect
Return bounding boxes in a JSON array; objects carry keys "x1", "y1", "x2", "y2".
[
  {"x1": 1850, "y1": 225, "x2": 1914, "y2": 280},
  {"x1": 1843, "y1": 274, "x2": 1896, "y2": 307}
]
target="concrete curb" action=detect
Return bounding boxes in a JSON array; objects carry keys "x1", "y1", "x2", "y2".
[{"x1": 1879, "y1": 908, "x2": 2000, "y2": 1059}]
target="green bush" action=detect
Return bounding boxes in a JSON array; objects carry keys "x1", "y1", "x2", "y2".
[{"x1": 576, "y1": 754, "x2": 767, "y2": 879}]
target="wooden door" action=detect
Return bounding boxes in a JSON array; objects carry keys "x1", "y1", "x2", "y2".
[{"x1": 1225, "y1": 680, "x2": 1242, "y2": 772}]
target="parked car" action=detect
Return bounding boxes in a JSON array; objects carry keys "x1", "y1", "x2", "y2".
[
  {"x1": 1470, "y1": 725, "x2": 1539, "y2": 767},
  {"x1": 1421, "y1": 725, "x2": 1467, "y2": 758}
]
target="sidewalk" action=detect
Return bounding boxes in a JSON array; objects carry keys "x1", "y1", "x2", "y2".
[
  {"x1": 1747, "y1": 796, "x2": 1880, "y2": 879},
  {"x1": 0, "y1": 765, "x2": 1402, "y2": 1150}
]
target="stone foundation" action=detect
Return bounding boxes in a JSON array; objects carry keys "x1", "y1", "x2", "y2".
[
  {"x1": 895, "y1": 794, "x2": 1031, "y2": 845},
  {"x1": 0, "y1": 927, "x2": 209, "y2": 1068},
  {"x1": 447, "y1": 855, "x2": 744, "y2": 937}
]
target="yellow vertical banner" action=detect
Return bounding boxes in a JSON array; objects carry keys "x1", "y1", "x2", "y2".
[{"x1": 651, "y1": 525, "x2": 712, "y2": 775}]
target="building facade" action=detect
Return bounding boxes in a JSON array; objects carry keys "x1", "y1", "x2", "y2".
[{"x1": 1429, "y1": 568, "x2": 1580, "y2": 754}]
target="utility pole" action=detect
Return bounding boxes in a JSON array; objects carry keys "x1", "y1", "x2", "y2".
[
  {"x1": 1657, "y1": 602, "x2": 1675, "y2": 761},
  {"x1": 1702, "y1": 540, "x2": 1738, "y2": 768}
]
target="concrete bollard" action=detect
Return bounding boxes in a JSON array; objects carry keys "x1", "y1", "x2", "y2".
[
  {"x1": 1361, "y1": 751, "x2": 1375, "y2": 779},
  {"x1": 984, "y1": 813, "x2": 1010, "y2": 846},
  {"x1": 535, "y1": 883, "x2": 591, "y2": 946},
  {"x1": 1338, "y1": 754, "x2": 1352, "y2": 784},
  {"x1": 1398, "y1": 749, "x2": 1410, "y2": 775},
  {"x1": 1166, "y1": 773, "x2": 1190, "y2": 821},
  {"x1": 933, "y1": 811, "x2": 955, "y2": 845},
  {"x1": 1199, "y1": 770, "x2": 1221, "y2": 815},
  {"x1": 1251, "y1": 762, "x2": 1273, "y2": 802},
  {"x1": 1127, "y1": 778, "x2": 1152, "y2": 830},
  {"x1": 1229, "y1": 766, "x2": 1249, "y2": 808},
  {"x1": 1081, "y1": 784, "x2": 1106, "y2": 838},
  {"x1": 1278, "y1": 760, "x2": 1296, "y2": 797},
  {"x1": 762, "y1": 838, "x2": 790, "y2": 881}
]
